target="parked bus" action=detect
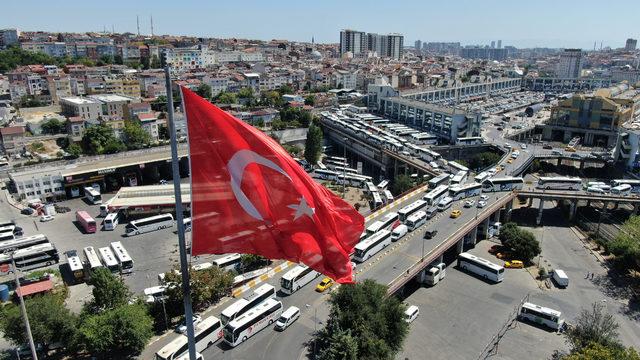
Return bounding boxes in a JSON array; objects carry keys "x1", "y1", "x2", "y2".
[
  {"x1": 156, "y1": 316, "x2": 223, "y2": 360},
  {"x1": 449, "y1": 183, "x2": 482, "y2": 201},
  {"x1": 0, "y1": 232, "x2": 14, "y2": 242},
  {"x1": 437, "y1": 196, "x2": 454, "y2": 211},
  {"x1": 110, "y1": 241, "x2": 133, "y2": 274},
  {"x1": 316, "y1": 161, "x2": 327, "y2": 170},
  {"x1": 220, "y1": 284, "x2": 276, "y2": 325},
  {"x1": 611, "y1": 179, "x2": 640, "y2": 193},
  {"x1": 125, "y1": 213, "x2": 174, "y2": 236},
  {"x1": 280, "y1": 264, "x2": 320, "y2": 295},
  {"x1": 83, "y1": 246, "x2": 103, "y2": 273},
  {"x1": 405, "y1": 210, "x2": 427, "y2": 231},
  {"x1": 0, "y1": 220, "x2": 15, "y2": 228},
  {"x1": 365, "y1": 212, "x2": 398, "y2": 235},
  {"x1": 383, "y1": 189, "x2": 394, "y2": 203},
  {"x1": 474, "y1": 172, "x2": 491, "y2": 184},
  {"x1": 398, "y1": 200, "x2": 427, "y2": 222},
  {"x1": 518, "y1": 302, "x2": 565, "y2": 331},
  {"x1": 457, "y1": 252, "x2": 505, "y2": 283},
  {"x1": 0, "y1": 234, "x2": 49, "y2": 253},
  {"x1": 76, "y1": 211, "x2": 97, "y2": 234},
  {"x1": 332, "y1": 166, "x2": 358, "y2": 175},
  {"x1": 66, "y1": 251, "x2": 84, "y2": 281},
  {"x1": 482, "y1": 177, "x2": 525, "y2": 192},
  {"x1": 103, "y1": 212, "x2": 119, "y2": 231},
  {"x1": 324, "y1": 156, "x2": 347, "y2": 163},
  {"x1": 0, "y1": 242, "x2": 60, "y2": 271},
  {"x1": 371, "y1": 191, "x2": 383, "y2": 209},
  {"x1": 611, "y1": 184, "x2": 632, "y2": 195},
  {"x1": 537, "y1": 177, "x2": 582, "y2": 191},
  {"x1": 428, "y1": 173, "x2": 450, "y2": 189},
  {"x1": 456, "y1": 137, "x2": 484, "y2": 145},
  {"x1": 451, "y1": 171, "x2": 468, "y2": 186},
  {"x1": 353, "y1": 230, "x2": 392, "y2": 262},
  {"x1": 449, "y1": 161, "x2": 469, "y2": 173},
  {"x1": 98, "y1": 246, "x2": 120, "y2": 273},
  {"x1": 423, "y1": 185, "x2": 449, "y2": 206},
  {"x1": 212, "y1": 253, "x2": 242, "y2": 271},
  {"x1": 377, "y1": 180, "x2": 389, "y2": 190},
  {"x1": 84, "y1": 186, "x2": 102, "y2": 205},
  {"x1": 223, "y1": 298, "x2": 283, "y2": 347}
]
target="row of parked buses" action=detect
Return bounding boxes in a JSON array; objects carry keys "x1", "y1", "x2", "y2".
[{"x1": 535, "y1": 177, "x2": 640, "y2": 195}]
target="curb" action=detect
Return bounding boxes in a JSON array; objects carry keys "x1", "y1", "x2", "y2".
[{"x1": 231, "y1": 261, "x2": 294, "y2": 297}]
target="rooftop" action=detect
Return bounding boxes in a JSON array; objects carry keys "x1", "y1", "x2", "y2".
[
  {"x1": 87, "y1": 94, "x2": 135, "y2": 103},
  {"x1": 60, "y1": 97, "x2": 100, "y2": 105}
]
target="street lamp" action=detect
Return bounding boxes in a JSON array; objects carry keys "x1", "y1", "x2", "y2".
[{"x1": 6, "y1": 253, "x2": 38, "y2": 360}]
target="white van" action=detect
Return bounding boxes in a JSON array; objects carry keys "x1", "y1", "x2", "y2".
[
  {"x1": 552, "y1": 269, "x2": 569, "y2": 288},
  {"x1": 391, "y1": 225, "x2": 408, "y2": 242},
  {"x1": 275, "y1": 306, "x2": 300, "y2": 331},
  {"x1": 425, "y1": 206, "x2": 438, "y2": 219},
  {"x1": 404, "y1": 305, "x2": 420, "y2": 323}
]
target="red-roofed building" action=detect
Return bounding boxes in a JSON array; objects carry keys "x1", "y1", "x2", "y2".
[
  {"x1": 0, "y1": 126, "x2": 26, "y2": 152},
  {"x1": 15, "y1": 279, "x2": 53, "y2": 298}
]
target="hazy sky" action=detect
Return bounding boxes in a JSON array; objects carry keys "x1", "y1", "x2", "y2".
[{"x1": 4, "y1": 0, "x2": 638, "y2": 49}]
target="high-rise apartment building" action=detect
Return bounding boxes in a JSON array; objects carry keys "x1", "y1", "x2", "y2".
[
  {"x1": 385, "y1": 34, "x2": 404, "y2": 59},
  {"x1": 625, "y1": 38, "x2": 637, "y2": 51},
  {"x1": 556, "y1": 49, "x2": 583, "y2": 78},
  {"x1": 414, "y1": 40, "x2": 422, "y2": 51},
  {"x1": 340, "y1": 30, "x2": 404, "y2": 59},
  {"x1": 497, "y1": 40, "x2": 502, "y2": 49},
  {"x1": 339, "y1": 29, "x2": 366, "y2": 56},
  {"x1": 490, "y1": 41, "x2": 496, "y2": 49}
]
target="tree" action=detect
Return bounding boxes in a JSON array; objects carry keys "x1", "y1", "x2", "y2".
[
  {"x1": 41, "y1": 118, "x2": 65, "y2": 134},
  {"x1": 260, "y1": 90, "x2": 283, "y2": 107},
  {"x1": 102, "y1": 137, "x2": 126, "y2": 154},
  {"x1": 304, "y1": 123, "x2": 323, "y2": 165},
  {"x1": 140, "y1": 56, "x2": 150, "y2": 70},
  {"x1": 85, "y1": 268, "x2": 131, "y2": 314},
  {"x1": 299, "y1": 111, "x2": 312, "y2": 127},
  {"x1": 304, "y1": 95, "x2": 316, "y2": 106},
  {"x1": 563, "y1": 342, "x2": 640, "y2": 360},
  {"x1": 468, "y1": 151, "x2": 501, "y2": 171},
  {"x1": 314, "y1": 280, "x2": 408, "y2": 360},
  {"x1": 238, "y1": 254, "x2": 270, "y2": 273},
  {"x1": 215, "y1": 91, "x2": 237, "y2": 104},
  {"x1": 608, "y1": 215, "x2": 640, "y2": 271},
  {"x1": 19, "y1": 95, "x2": 43, "y2": 108},
  {"x1": 123, "y1": 120, "x2": 152, "y2": 150},
  {"x1": 150, "y1": 55, "x2": 161, "y2": 69},
  {"x1": 78, "y1": 303, "x2": 153, "y2": 358},
  {"x1": 164, "y1": 266, "x2": 235, "y2": 313},
  {"x1": 566, "y1": 302, "x2": 621, "y2": 352},
  {"x1": 391, "y1": 174, "x2": 414, "y2": 195},
  {"x1": 0, "y1": 293, "x2": 78, "y2": 350},
  {"x1": 114, "y1": 54, "x2": 123, "y2": 65},
  {"x1": 277, "y1": 84, "x2": 293, "y2": 95},
  {"x1": 66, "y1": 143, "x2": 83, "y2": 158},
  {"x1": 82, "y1": 124, "x2": 120, "y2": 155},
  {"x1": 195, "y1": 83, "x2": 213, "y2": 100},
  {"x1": 498, "y1": 222, "x2": 541, "y2": 263}
]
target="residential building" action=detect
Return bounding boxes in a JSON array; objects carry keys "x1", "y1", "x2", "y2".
[
  {"x1": 0, "y1": 126, "x2": 25, "y2": 153},
  {"x1": 340, "y1": 29, "x2": 366, "y2": 56},
  {"x1": 0, "y1": 29, "x2": 19, "y2": 48},
  {"x1": 60, "y1": 97, "x2": 102, "y2": 121},
  {"x1": 414, "y1": 40, "x2": 422, "y2": 51},
  {"x1": 385, "y1": 34, "x2": 404, "y2": 59},
  {"x1": 625, "y1": 38, "x2": 637, "y2": 51},
  {"x1": 556, "y1": 49, "x2": 583, "y2": 78},
  {"x1": 137, "y1": 112, "x2": 160, "y2": 142},
  {"x1": 87, "y1": 94, "x2": 136, "y2": 120},
  {"x1": 460, "y1": 47, "x2": 507, "y2": 61},
  {"x1": 66, "y1": 116, "x2": 85, "y2": 140},
  {"x1": 497, "y1": 40, "x2": 502, "y2": 49}
]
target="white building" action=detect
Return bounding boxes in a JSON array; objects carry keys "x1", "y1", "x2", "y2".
[
  {"x1": 333, "y1": 70, "x2": 358, "y2": 89},
  {"x1": 556, "y1": 49, "x2": 583, "y2": 78},
  {"x1": 60, "y1": 97, "x2": 102, "y2": 121},
  {"x1": 87, "y1": 94, "x2": 136, "y2": 120},
  {"x1": 340, "y1": 29, "x2": 366, "y2": 56},
  {"x1": 10, "y1": 168, "x2": 65, "y2": 201},
  {"x1": 203, "y1": 76, "x2": 229, "y2": 96}
]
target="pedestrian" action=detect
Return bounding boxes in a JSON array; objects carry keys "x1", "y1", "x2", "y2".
[
  {"x1": 585, "y1": 272, "x2": 589, "y2": 279},
  {"x1": 591, "y1": 273, "x2": 594, "y2": 280}
]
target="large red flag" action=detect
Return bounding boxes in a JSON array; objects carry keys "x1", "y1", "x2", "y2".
[{"x1": 181, "y1": 86, "x2": 364, "y2": 283}]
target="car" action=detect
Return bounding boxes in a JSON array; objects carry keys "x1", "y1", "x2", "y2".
[
  {"x1": 504, "y1": 260, "x2": 524, "y2": 269},
  {"x1": 316, "y1": 277, "x2": 334, "y2": 292},
  {"x1": 543, "y1": 144, "x2": 553, "y2": 150},
  {"x1": 520, "y1": 144, "x2": 527, "y2": 149},
  {"x1": 570, "y1": 153, "x2": 582, "y2": 159},
  {"x1": 507, "y1": 158, "x2": 513, "y2": 164},
  {"x1": 479, "y1": 195, "x2": 489, "y2": 201},
  {"x1": 477, "y1": 200, "x2": 487, "y2": 208},
  {"x1": 511, "y1": 153, "x2": 519, "y2": 159},
  {"x1": 464, "y1": 199, "x2": 475, "y2": 208},
  {"x1": 423, "y1": 230, "x2": 438, "y2": 239},
  {"x1": 450, "y1": 209, "x2": 462, "y2": 218},
  {"x1": 40, "y1": 215, "x2": 54, "y2": 222},
  {"x1": 21, "y1": 208, "x2": 34, "y2": 215},
  {"x1": 496, "y1": 127, "x2": 503, "y2": 131},
  {"x1": 488, "y1": 245, "x2": 502, "y2": 254},
  {"x1": 175, "y1": 314, "x2": 202, "y2": 334},
  {"x1": 552, "y1": 150, "x2": 562, "y2": 155}
]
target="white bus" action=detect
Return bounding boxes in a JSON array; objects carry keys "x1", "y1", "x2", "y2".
[
  {"x1": 398, "y1": 200, "x2": 427, "y2": 222},
  {"x1": 383, "y1": 189, "x2": 394, "y2": 203},
  {"x1": 325, "y1": 156, "x2": 347, "y2": 163},
  {"x1": 429, "y1": 173, "x2": 450, "y2": 189},
  {"x1": 223, "y1": 298, "x2": 283, "y2": 347},
  {"x1": 110, "y1": 241, "x2": 134, "y2": 274},
  {"x1": 371, "y1": 191, "x2": 383, "y2": 209},
  {"x1": 212, "y1": 253, "x2": 242, "y2": 271},
  {"x1": 353, "y1": 230, "x2": 392, "y2": 262},
  {"x1": 423, "y1": 185, "x2": 449, "y2": 206},
  {"x1": 482, "y1": 177, "x2": 525, "y2": 192},
  {"x1": 125, "y1": 213, "x2": 174, "y2": 236},
  {"x1": 315, "y1": 169, "x2": 340, "y2": 181},
  {"x1": 66, "y1": 252, "x2": 84, "y2": 281},
  {"x1": 451, "y1": 171, "x2": 468, "y2": 186},
  {"x1": 519, "y1": 302, "x2": 565, "y2": 330},
  {"x1": 333, "y1": 166, "x2": 358, "y2": 175},
  {"x1": 84, "y1": 186, "x2": 102, "y2": 205},
  {"x1": 156, "y1": 316, "x2": 223, "y2": 360},
  {"x1": 377, "y1": 180, "x2": 389, "y2": 190},
  {"x1": 365, "y1": 212, "x2": 398, "y2": 235},
  {"x1": 103, "y1": 213, "x2": 119, "y2": 231},
  {"x1": 98, "y1": 246, "x2": 120, "y2": 273},
  {"x1": 449, "y1": 161, "x2": 469, "y2": 173},
  {"x1": 0, "y1": 234, "x2": 49, "y2": 253},
  {"x1": 220, "y1": 284, "x2": 276, "y2": 325},
  {"x1": 405, "y1": 210, "x2": 427, "y2": 231},
  {"x1": 83, "y1": 246, "x2": 103, "y2": 273},
  {"x1": 536, "y1": 177, "x2": 582, "y2": 191},
  {"x1": 611, "y1": 179, "x2": 640, "y2": 193},
  {"x1": 474, "y1": 172, "x2": 491, "y2": 184},
  {"x1": 611, "y1": 184, "x2": 632, "y2": 195},
  {"x1": 0, "y1": 231, "x2": 14, "y2": 242},
  {"x1": 280, "y1": 264, "x2": 320, "y2": 295},
  {"x1": 0, "y1": 242, "x2": 60, "y2": 271},
  {"x1": 437, "y1": 196, "x2": 454, "y2": 211},
  {"x1": 449, "y1": 183, "x2": 482, "y2": 201},
  {"x1": 365, "y1": 182, "x2": 378, "y2": 193},
  {"x1": 457, "y1": 252, "x2": 505, "y2": 283}
]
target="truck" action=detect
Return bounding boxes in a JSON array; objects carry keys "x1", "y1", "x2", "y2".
[{"x1": 552, "y1": 269, "x2": 569, "y2": 288}]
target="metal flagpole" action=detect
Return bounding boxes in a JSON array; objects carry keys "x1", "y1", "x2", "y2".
[
  {"x1": 12, "y1": 254, "x2": 38, "y2": 360},
  {"x1": 164, "y1": 66, "x2": 198, "y2": 360}
]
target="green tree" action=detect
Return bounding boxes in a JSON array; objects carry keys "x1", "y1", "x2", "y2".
[
  {"x1": 314, "y1": 280, "x2": 408, "y2": 360},
  {"x1": 82, "y1": 124, "x2": 119, "y2": 155},
  {"x1": 150, "y1": 55, "x2": 161, "y2": 69},
  {"x1": 260, "y1": 90, "x2": 283, "y2": 107},
  {"x1": 304, "y1": 95, "x2": 316, "y2": 106},
  {"x1": 271, "y1": 119, "x2": 286, "y2": 130},
  {"x1": 85, "y1": 268, "x2": 131, "y2": 313},
  {"x1": 78, "y1": 303, "x2": 153, "y2": 358},
  {"x1": 19, "y1": 95, "x2": 43, "y2": 108},
  {"x1": 566, "y1": 302, "x2": 621, "y2": 352},
  {"x1": 40, "y1": 118, "x2": 65, "y2": 134},
  {"x1": 563, "y1": 342, "x2": 640, "y2": 360},
  {"x1": 304, "y1": 123, "x2": 323, "y2": 165},
  {"x1": 0, "y1": 46, "x2": 57, "y2": 72},
  {"x1": 215, "y1": 91, "x2": 237, "y2": 104},
  {"x1": 123, "y1": 120, "x2": 152, "y2": 150},
  {"x1": 195, "y1": 83, "x2": 213, "y2": 100},
  {"x1": 498, "y1": 222, "x2": 541, "y2": 263},
  {"x1": 317, "y1": 327, "x2": 359, "y2": 360},
  {"x1": 391, "y1": 174, "x2": 414, "y2": 195},
  {"x1": 102, "y1": 137, "x2": 126, "y2": 154},
  {"x1": 299, "y1": 111, "x2": 312, "y2": 127},
  {"x1": 66, "y1": 143, "x2": 83, "y2": 158},
  {"x1": 164, "y1": 266, "x2": 235, "y2": 313},
  {"x1": 277, "y1": 84, "x2": 293, "y2": 95},
  {"x1": 468, "y1": 151, "x2": 501, "y2": 170},
  {"x1": 608, "y1": 215, "x2": 640, "y2": 271},
  {"x1": 0, "y1": 293, "x2": 78, "y2": 350},
  {"x1": 114, "y1": 54, "x2": 123, "y2": 65},
  {"x1": 238, "y1": 254, "x2": 270, "y2": 273}
]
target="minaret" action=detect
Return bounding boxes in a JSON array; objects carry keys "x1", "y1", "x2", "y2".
[
  {"x1": 150, "y1": 15, "x2": 154, "y2": 36},
  {"x1": 137, "y1": 15, "x2": 140, "y2": 36}
]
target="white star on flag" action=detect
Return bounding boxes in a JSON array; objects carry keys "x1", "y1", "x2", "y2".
[{"x1": 288, "y1": 197, "x2": 315, "y2": 220}]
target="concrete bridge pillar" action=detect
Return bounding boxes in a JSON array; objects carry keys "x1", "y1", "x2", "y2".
[
  {"x1": 586, "y1": 200, "x2": 591, "y2": 208},
  {"x1": 480, "y1": 217, "x2": 490, "y2": 240},
  {"x1": 557, "y1": 158, "x2": 562, "y2": 166},
  {"x1": 536, "y1": 198, "x2": 545, "y2": 225},
  {"x1": 502, "y1": 201, "x2": 513, "y2": 223},
  {"x1": 633, "y1": 203, "x2": 639, "y2": 215},
  {"x1": 568, "y1": 200, "x2": 577, "y2": 221},
  {"x1": 470, "y1": 226, "x2": 478, "y2": 245},
  {"x1": 456, "y1": 238, "x2": 464, "y2": 254},
  {"x1": 579, "y1": 161, "x2": 585, "y2": 170},
  {"x1": 612, "y1": 202, "x2": 619, "y2": 210}
]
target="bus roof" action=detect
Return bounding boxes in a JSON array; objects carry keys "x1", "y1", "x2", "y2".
[
  {"x1": 281, "y1": 264, "x2": 308, "y2": 281},
  {"x1": 67, "y1": 255, "x2": 83, "y2": 271},
  {"x1": 522, "y1": 302, "x2": 562, "y2": 317},
  {"x1": 227, "y1": 298, "x2": 280, "y2": 329},
  {"x1": 354, "y1": 230, "x2": 390, "y2": 250},
  {"x1": 110, "y1": 241, "x2": 132, "y2": 262},
  {"x1": 98, "y1": 247, "x2": 118, "y2": 266}
]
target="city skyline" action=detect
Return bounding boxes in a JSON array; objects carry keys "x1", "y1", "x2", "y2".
[{"x1": 3, "y1": 0, "x2": 639, "y2": 49}]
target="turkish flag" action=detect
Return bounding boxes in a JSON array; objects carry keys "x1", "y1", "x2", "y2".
[{"x1": 181, "y1": 87, "x2": 364, "y2": 283}]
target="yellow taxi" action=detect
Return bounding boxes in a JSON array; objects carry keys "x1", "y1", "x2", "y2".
[
  {"x1": 505, "y1": 260, "x2": 524, "y2": 268},
  {"x1": 316, "y1": 277, "x2": 334, "y2": 292},
  {"x1": 450, "y1": 209, "x2": 462, "y2": 218},
  {"x1": 565, "y1": 146, "x2": 576, "y2": 152},
  {"x1": 507, "y1": 158, "x2": 513, "y2": 164}
]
